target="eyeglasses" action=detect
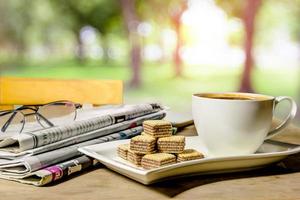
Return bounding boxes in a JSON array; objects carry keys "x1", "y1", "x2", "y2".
[{"x1": 0, "y1": 101, "x2": 82, "y2": 133}]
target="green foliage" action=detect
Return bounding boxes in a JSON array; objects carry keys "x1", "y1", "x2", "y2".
[
  {"x1": 50, "y1": 0, "x2": 122, "y2": 35},
  {"x1": 227, "y1": 26, "x2": 244, "y2": 47},
  {"x1": 0, "y1": 0, "x2": 299, "y2": 75},
  {"x1": 283, "y1": 0, "x2": 300, "y2": 41},
  {"x1": 0, "y1": 0, "x2": 33, "y2": 53},
  {"x1": 255, "y1": 0, "x2": 300, "y2": 46},
  {"x1": 215, "y1": 0, "x2": 245, "y2": 19}
]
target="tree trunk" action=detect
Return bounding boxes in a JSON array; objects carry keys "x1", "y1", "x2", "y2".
[
  {"x1": 239, "y1": 0, "x2": 261, "y2": 92},
  {"x1": 75, "y1": 31, "x2": 85, "y2": 63},
  {"x1": 171, "y1": 2, "x2": 187, "y2": 77},
  {"x1": 174, "y1": 17, "x2": 183, "y2": 77},
  {"x1": 297, "y1": 43, "x2": 300, "y2": 121},
  {"x1": 120, "y1": 0, "x2": 142, "y2": 87},
  {"x1": 130, "y1": 43, "x2": 141, "y2": 86},
  {"x1": 101, "y1": 36, "x2": 110, "y2": 63},
  {"x1": 15, "y1": 37, "x2": 27, "y2": 60}
]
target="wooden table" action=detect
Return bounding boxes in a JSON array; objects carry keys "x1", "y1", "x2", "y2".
[{"x1": 1, "y1": 123, "x2": 300, "y2": 200}]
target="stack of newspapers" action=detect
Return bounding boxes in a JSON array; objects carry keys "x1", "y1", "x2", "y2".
[{"x1": 0, "y1": 103, "x2": 165, "y2": 186}]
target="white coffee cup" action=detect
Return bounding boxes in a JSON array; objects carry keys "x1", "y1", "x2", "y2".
[{"x1": 192, "y1": 92, "x2": 297, "y2": 157}]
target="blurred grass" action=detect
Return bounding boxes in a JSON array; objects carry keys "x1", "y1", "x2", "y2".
[{"x1": 1, "y1": 59, "x2": 299, "y2": 115}]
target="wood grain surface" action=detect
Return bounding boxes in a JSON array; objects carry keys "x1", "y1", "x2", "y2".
[
  {"x1": 0, "y1": 77, "x2": 123, "y2": 106},
  {"x1": 1, "y1": 121, "x2": 300, "y2": 200}
]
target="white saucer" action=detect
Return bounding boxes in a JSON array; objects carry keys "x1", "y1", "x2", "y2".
[{"x1": 78, "y1": 136, "x2": 300, "y2": 185}]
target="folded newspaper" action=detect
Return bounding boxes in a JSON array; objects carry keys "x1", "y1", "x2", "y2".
[
  {"x1": 0, "y1": 127, "x2": 144, "y2": 186},
  {"x1": 0, "y1": 103, "x2": 162, "y2": 152},
  {"x1": 1, "y1": 156, "x2": 97, "y2": 186},
  {"x1": 0, "y1": 103, "x2": 166, "y2": 185}
]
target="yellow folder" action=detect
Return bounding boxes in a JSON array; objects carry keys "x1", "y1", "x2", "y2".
[{"x1": 0, "y1": 77, "x2": 123, "y2": 108}]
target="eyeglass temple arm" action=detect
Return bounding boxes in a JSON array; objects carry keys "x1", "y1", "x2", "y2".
[
  {"x1": 1, "y1": 112, "x2": 18, "y2": 132},
  {"x1": 0, "y1": 111, "x2": 13, "y2": 117},
  {"x1": 35, "y1": 113, "x2": 55, "y2": 127}
]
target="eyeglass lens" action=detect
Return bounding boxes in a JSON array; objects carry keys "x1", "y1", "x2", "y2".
[{"x1": 36, "y1": 101, "x2": 77, "y2": 128}]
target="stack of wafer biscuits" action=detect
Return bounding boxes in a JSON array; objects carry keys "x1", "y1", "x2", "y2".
[
  {"x1": 127, "y1": 150, "x2": 144, "y2": 166},
  {"x1": 117, "y1": 144, "x2": 129, "y2": 160},
  {"x1": 116, "y1": 120, "x2": 204, "y2": 169}
]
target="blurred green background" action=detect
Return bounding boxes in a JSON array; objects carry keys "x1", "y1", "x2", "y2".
[{"x1": 0, "y1": 0, "x2": 299, "y2": 123}]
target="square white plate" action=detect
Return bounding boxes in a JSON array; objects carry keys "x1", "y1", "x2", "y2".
[{"x1": 78, "y1": 136, "x2": 300, "y2": 185}]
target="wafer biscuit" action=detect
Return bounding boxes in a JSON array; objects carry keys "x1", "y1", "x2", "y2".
[
  {"x1": 141, "y1": 153, "x2": 176, "y2": 169},
  {"x1": 127, "y1": 150, "x2": 144, "y2": 166},
  {"x1": 177, "y1": 149, "x2": 204, "y2": 162},
  {"x1": 143, "y1": 131, "x2": 172, "y2": 138},
  {"x1": 157, "y1": 136, "x2": 185, "y2": 153},
  {"x1": 130, "y1": 135, "x2": 156, "y2": 154},
  {"x1": 141, "y1": 131, "x2": 170, "y2": 137},
  {"x1": 141, "y1": 132, "x2": 148, "y2": 136},
  {"x1": 117, "y1": 144, "x2": 129, "y2": 160},
  {"x1": 143, "y1": 120, "x2": 172, "y2": 128},
  {"x1": 143, "y1": 127, "x2": 172, "y2": 132},
  {"x1": 143, "y1": 120, "x2": 172, "y2": 138}
]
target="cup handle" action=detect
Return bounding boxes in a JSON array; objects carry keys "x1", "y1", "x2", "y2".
[{"x1": 265, "y1": 96, "x2": 297, "y2": 140}]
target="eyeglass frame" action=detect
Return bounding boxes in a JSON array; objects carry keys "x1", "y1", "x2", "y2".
[{"x1": 0, "y1": 100, "x2": 82, "y2": 133}]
